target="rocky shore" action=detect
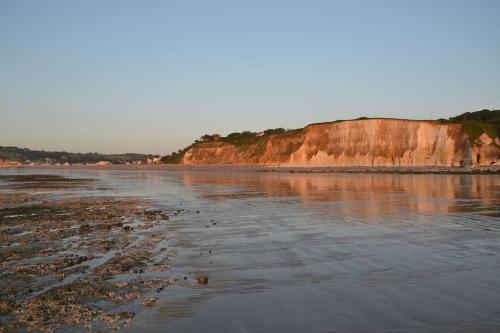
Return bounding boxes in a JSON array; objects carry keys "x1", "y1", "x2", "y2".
[{"x1": 0, "y1": 174, "x2": 194, "y2": 332}]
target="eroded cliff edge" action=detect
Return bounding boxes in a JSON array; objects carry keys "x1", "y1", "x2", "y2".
[{"x1": 179, "y1": 116, "x2": 500, "y2": 167}]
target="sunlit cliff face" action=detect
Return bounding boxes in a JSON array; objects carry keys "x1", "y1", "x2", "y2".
[
  {"x1": 288, "y1": 120, "x2": 466, "y2": 167},
  {"x1": 182, "y1": 119, "x2": 499, "y2": 167}
]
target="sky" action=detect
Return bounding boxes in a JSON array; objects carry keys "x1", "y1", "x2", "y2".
[{"x1": 1, "y1": 0, "x2": 499, "y2": 154}]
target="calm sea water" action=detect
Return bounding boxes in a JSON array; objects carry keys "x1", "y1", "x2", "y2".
[{"x1": 5, "y1": 168, "x2": 500, "y2": 332}]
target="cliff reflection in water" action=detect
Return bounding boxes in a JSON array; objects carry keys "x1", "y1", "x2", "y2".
[{"x1": 182, "y1": 172, "x2": 500, "y2": 218}]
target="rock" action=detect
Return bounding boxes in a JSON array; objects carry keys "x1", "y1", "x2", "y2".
[
  {"x1": 141, "y1": 298, "x2": 159, "y2": 307},
  {"x1": 119, "y1": 311, "x2": 135, "y2": 319},
  {"x1": 79, "y1": 224, "x2": 91, "y2": 232},
  {"x1": 55, "y1": 272, "x2": 66, "y2": 281},
  {"x1": 0, "y1": 301, "x2": 11, "y2": 314},
  {"x1": 115, "y1": 281, "x2": 128, "y2": 288},
  {"x1": 196, "y1": 276, "x2": 209, "y2": 284}
]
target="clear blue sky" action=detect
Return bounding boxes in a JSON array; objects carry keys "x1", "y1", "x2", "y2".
[{"x1": 1, "y1": 0, "x2": 499, "y2": 154}]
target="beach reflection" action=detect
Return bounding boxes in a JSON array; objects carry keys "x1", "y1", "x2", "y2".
[{"x1": 182, "y1": 172, "x2": 500, "y2": 217}]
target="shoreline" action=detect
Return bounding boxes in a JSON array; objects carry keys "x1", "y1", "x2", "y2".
[{"x1": 1, "y1": 164, "x2": 499, "y2": 175}]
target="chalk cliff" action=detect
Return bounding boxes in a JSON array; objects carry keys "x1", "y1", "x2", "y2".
[{"x1": 180, "y1": 118, "x2": 500, "y2": 167}]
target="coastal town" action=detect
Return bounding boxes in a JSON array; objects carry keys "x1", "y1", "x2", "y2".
[
  {"x1": 0, "y1": 146, "x2": 162, "y2": 167},
  {"x1": 0, "y1": 157, "x2": 163, "y2": 167}
]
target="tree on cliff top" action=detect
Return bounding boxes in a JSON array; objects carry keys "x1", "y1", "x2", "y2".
[
  {"x1": 200, "y1": 134, "x2": 221, "y2": 142},
  {"x1": 449, "y1": 109, "x2": 500, "y2": 122}
]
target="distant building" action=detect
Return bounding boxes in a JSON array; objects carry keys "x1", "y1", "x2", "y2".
[
  {"x1": 96, "y1": 161, "x2": 112, "y2": 166},
  {"x1": 44, "y1": 157, "x2": 55, "y2": 165},
  {"x1": 0, "y1": 159, "x2": 22, "y2": 167}
]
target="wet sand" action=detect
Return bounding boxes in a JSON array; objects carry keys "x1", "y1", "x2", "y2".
[{"x1": 1, "y1": 169, "x2": 499, "y2": 332}]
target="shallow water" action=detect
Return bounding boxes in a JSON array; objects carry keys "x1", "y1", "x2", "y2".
[{"x1": 3, "y1": 168, "x2": 500, "y2": 332}]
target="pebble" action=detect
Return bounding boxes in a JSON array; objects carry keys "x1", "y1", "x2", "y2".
[{"x1": 196, "y1": 276, "x2": 209, "y2": 284}]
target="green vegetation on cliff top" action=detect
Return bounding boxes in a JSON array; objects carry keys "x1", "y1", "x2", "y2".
[
  {"x1": 449, "y1": 109, "x2": 500, "y2": 122},
  {"x1": 161, "y1": 128, "x2": 299, "y2": 163},
  {"x1": 160, "y1": 145, "x2": 193, "y2": 164},
  {"x1": 448, "y1": 109, "x2": 500, "y2": 144}
]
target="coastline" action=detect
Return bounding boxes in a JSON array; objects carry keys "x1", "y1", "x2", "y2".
[{"x1": 1, "y1": 164, "x2": 499, "y2": 174}]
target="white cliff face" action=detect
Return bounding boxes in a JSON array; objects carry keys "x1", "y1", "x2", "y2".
[
  {"x1": 288, "y1": 119, "x2": 467, "y2": 167},
  {"x1": 181, "y1": 118, "x2": 499, "y2": 167}
]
